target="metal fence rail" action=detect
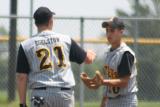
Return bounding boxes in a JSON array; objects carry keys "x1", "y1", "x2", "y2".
[{"x1": 0, "y1": 16, "x2": 160, "y2": 106}]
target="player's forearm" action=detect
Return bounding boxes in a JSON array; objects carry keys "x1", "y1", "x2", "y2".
[
  {"x1": 16, "y1": 73, "x2": 28, "y2": 104},
  {"x1": 102, "y1": 76, "x2": 130, "y2": 87}
]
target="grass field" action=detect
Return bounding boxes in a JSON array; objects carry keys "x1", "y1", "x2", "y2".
[
  {"x1": 0, "y1": 91, "x2": 160, "y2": 107},
  {"x1": 79, "y1": 102, "x2": 160, "y2": 107},
  {"x1": 1, "y1": 101, "x2": 160, "y2": 107}
]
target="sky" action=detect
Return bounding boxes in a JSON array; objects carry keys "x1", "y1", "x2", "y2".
[
  {"x1": 0, "y1": 0, "x2": 132, "y2": 17},
  {"x1": 0, "y1": 0, "x2": 133, "y2": 56},
  {"x1": 0, "y1": 0, "x2": 132, "y2": 37}
]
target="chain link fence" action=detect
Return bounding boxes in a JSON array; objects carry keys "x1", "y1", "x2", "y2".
[{"x1": 0, "y1": 16, "x2": 160, "y2": 105}]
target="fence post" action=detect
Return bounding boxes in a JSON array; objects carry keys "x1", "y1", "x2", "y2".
[
  {"x1": 134, "y1": 0, "x2": 139, "y2": 55},
  {"x1": 79, "y1": 17, "x2": 84, "y2": 107},
  {"x1": 133, "y1": 19, "x2": 138, "y2": 55},
  {"x1": 29, "y1": 0, "x2": 34, "y2": 37},
  {"x1": 8, "y1": 0, "x2": 17, "y2": 102}
]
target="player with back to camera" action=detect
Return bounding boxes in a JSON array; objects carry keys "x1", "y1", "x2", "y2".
[{"x1": 16, "y1": 6, "x2": 96, "y2": 107}]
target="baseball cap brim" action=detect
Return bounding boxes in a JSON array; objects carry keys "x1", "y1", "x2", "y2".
[
  {"x1": 102, "y1": 17, "x2": 125, "y2": 29},
  {"x1": 102, "y1": 22, "x2": 109, "y2": 28},
  {"x1": 51, "y1": 11, "x2": 56, "y2": 15}
]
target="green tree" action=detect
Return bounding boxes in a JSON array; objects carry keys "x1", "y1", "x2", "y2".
[
  {"x1": 0, "y1": 26, "x2": 8, "y2": 35},
  {"x1": 116, "y1": 0, "x2": 160, "y2": 101},
  {"x1": 116, "y1": 0, "x2": 160, "y2": 38},
  {"x1": 0, "y1": 26, "x2": 8, "y2": 90}
]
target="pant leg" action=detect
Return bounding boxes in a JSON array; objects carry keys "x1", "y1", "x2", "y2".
[
  {"x1": 59, "y1": 90, "x2": 75, "y2": 107},
  {"x1": 30, "y1": 89, "x2": 64, "y2": 107},
  {"x1": 30, "y1": 89, "x2": 74, "y2": 107},
  {"x1": 106, "y1": 93, "x2": 138, "y2": 107},
  {"x1": 30, "y1": 90, "x2": 50, "y2": 107}
]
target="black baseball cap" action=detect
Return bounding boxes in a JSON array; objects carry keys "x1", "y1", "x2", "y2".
[
  {"x1": 33, "y1": 7, "x2": 55, "y2": 25},
  {"x1": 102, "y1": 17, "x2": 125, "y2": 29}
]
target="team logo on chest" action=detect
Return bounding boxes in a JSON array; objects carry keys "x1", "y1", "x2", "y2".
[
  {"x1": 104, "y1": 65, "x2": 119, "y2": 79},
  {"x1": 104, "y1": 65, "x2": 120, "y2": 94}
]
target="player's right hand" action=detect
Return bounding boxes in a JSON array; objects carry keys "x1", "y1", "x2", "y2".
[
  {"x1": 19, "y1": 104, "x2": 27, "y2": 107},
  {"x1": 85, "y1": 49, "x2": 96, "y2": 64}
]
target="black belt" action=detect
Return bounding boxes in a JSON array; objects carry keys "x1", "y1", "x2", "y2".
[
  {"x1": 108, "y1": 95, "x2": 122, "y2": 99},
  {"x1": 33, "y1": 87, "x2": 72, "y2": 90},
  {"x1": 108, "y1": 93, "x2": 136, "y2": 99}
]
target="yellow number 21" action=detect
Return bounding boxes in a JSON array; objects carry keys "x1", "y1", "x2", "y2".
[{"x1": 36, "y1": 45, "x2": 66, "y2": 70}]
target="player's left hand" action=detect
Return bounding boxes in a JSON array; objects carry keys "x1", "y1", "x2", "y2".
[
  {"x1": 19, "y1": 104, "x2": 27, "y2": 107},
  {"x1": 80, "y1": 70, "x2": 104, "y2": 89}
]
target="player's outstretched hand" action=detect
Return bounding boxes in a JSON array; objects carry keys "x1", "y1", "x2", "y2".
[{"x1": 85, "y1": 49, "x2": 96, "y2": 64}]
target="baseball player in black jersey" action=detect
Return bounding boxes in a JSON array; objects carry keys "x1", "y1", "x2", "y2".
[
  {"x1": 100, "y1": 17, "x2": 138, "y2": 107},
  {"x1": 16, "y1": 7, "x2": 96, "y2": 107}
]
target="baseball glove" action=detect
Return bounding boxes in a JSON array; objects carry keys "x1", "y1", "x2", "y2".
[{"x1": 80, "y1": 70, "x2": 104, "y2": 89}]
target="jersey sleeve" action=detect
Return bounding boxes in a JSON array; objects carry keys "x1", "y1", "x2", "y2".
[
  {"x1": 16, "y1": 44, "x2": 30, "y2": 74},
  {"x1": 69, "y1": 39, "x2": 86, "y2": 64},
  {"x1": 117, "y1": 51, "x2": 134, "y2": 77}
]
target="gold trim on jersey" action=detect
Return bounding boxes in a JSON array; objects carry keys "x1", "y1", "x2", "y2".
[{"x1": 104, "y1": 64, "x2": 120, "y2": 94}]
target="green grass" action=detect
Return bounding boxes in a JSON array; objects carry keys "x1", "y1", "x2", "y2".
[
  {"x1": 75, "y1": 102, "x2": 100, "y2": 107},
  {"x1": 75, "y1": 102, "x2": 160, "y2": 107},
  {"x1": 1, "y1": 101, "x2": 160, "y2": 107},
  {"x1": 1, "y1": 100, "x2": 160, "y2": 107},
  {"x1": 0, "y1": 91, "x2": 28, "y2": 107},
  {"x1": 138, "y1": 101, "x2": 160, "y2": 107},
  {"x1": 0, "y1": 91, "x2": 160, "y2": 107}
]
